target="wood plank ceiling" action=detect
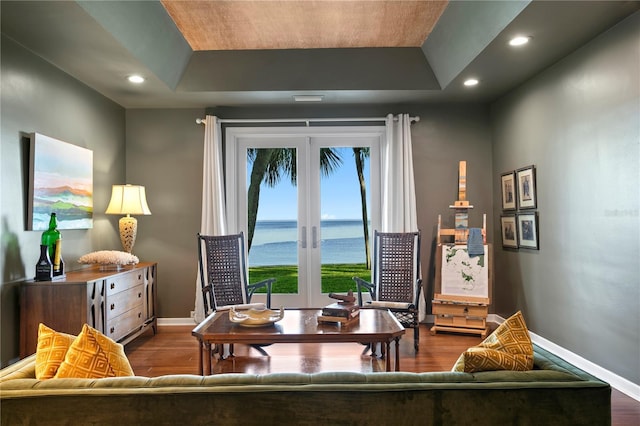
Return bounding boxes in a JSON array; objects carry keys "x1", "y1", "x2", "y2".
[{"x1": 160, "y1": 0, "x2": 448, "y2": 51}]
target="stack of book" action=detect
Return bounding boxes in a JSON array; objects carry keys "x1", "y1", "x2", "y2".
[{"x1": 317, "y1": 302, "x2": 360, "y2": 324}]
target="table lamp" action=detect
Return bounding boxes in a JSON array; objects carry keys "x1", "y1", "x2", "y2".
[{"x1": 105, "y1": 184, "x2": 151, "y2": 253}]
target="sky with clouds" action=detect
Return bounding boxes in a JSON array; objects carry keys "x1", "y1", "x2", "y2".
[{"x1": 252, "y1": 147, "x2": 370, "y2": 221}]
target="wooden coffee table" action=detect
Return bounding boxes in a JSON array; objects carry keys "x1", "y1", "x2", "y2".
[{"x1": 192, "y1": 308, "x2": 405, "y2": 375}]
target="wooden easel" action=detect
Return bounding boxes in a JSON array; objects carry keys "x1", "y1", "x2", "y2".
[{"x1": 431, "y1": 161, "x2": 491, "y2": 337}]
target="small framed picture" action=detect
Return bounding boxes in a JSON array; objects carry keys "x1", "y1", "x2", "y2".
[
  {"x1": 500, "y1": 171, "x2": 517, "y2": 210},
  {"x1": 517, "y1": 212, "x2": 539, "y2": 250},
  {"x1": 500, "y1": 215, "x2": 518, "y2": 249},
  {"x1": 516, "y1": 165, "x2": 537, "y2": 209}
]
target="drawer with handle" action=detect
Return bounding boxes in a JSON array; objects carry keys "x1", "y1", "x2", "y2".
[
  {"x1": 432, "y1": 302, "x2": 488, "y2": 317},
  {"x1": 435, "y1": 314, "x2": 486, "y2": 329},
  {"x1": 106, "y1": 306, "x2": 145, "y2": 342},
  {"x1": 106, "y1": 285, "x2": 144, "y2": 320},
  {"x1": 106, "y1": 270, "x2": 145, "y2": 297}
]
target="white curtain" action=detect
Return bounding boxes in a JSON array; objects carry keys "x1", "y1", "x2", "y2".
[
  {"x1": 381, "y1": 113, "x2": 418, "y2": 232},
  {"x1": 382, "y1": 113, "x2": 425, "y2": 321},
  {"x1": 194, "y1": 115, "x2": 227, "y2": 323}
]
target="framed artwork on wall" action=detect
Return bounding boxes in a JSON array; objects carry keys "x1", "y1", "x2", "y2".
[
  {"x1": 28, "y1": 133, "x2": 93, "y2": 230},
  {"x1": 516, "y1": 165, "x2": 537, "y2": 209},
  {"x1": 500, "y1": 171, "x2": 517, "y2": 210},
  {"x1": 517, "y1": 212, "x2": 539, "y2": 250},
  {"x1": 500, "y1": 215, "x2": 518, "y2": 248}
]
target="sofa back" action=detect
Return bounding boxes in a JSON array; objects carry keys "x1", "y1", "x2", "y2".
[{"x1": 0, "y1": 345, "x2": 611, "y2": 425}]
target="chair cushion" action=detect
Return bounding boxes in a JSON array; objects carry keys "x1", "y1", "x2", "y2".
[
  {"x1": 452, "y1": 311, "x2": 533, "y2": 373},
  {"x1": 369, "y1": 301, "x2": 412, "y2": 309},
  {"x1": 35, "y1": 323, "x2": 77, "y2": 380},
  {"x1": 54, "y1": 324, "x2": 134, "y2": 379}
]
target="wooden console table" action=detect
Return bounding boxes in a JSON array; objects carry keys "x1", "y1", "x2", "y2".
[
  {"x1": 192, "y1": 308, "x2": 405, "y2": 375},
  {"x1": 20, "y1": 262, "x2": 157, "y2": 358}
]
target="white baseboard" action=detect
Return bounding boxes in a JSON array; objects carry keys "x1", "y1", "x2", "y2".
[
  {"x1": 158, "y1": 317, "x2": 197, "y2": 326},
  {"x1": 161, "y1": 315, "x2": 639, "y2": 402},
  {"x1": 492, "y1": 314, "x2": 640, "y2": 402}
]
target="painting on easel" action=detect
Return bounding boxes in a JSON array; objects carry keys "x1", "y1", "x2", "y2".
[{"x1": 440, "y1": 244, "x2": 489, "y2": 298}]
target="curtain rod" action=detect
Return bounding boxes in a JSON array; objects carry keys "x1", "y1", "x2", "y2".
[{"x1": 195, "y1": 116, "x2": 420, "y2": 126}]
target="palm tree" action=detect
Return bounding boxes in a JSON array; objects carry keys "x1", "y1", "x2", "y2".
[
  {"x1": 246, "y1": 147, "x2": 342, "y2": 252},
  {"x1": 353, "y1": 147, "x2": 371, "y2": 269}
]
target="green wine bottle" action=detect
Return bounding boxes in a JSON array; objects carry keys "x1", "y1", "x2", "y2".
[{"x1": 41, "y1": 213, "x2": 64, "y2": 276}]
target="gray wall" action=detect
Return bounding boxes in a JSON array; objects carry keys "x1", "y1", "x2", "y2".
[
  {"x1": 0, "y1": 35, "x2": 125, "y2": 366},
  {"x1": 490, "y1": 13, "x2": 639, "y2": 384},
  {"x1": 125, "y1": 109, "x2": 205, "y2": 318}
]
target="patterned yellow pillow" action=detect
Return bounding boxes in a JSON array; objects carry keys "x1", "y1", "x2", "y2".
[
  {"x1": 452, "y1": 311, "x2": 533, "y2": 373},
  {"x1": 54, "y1": 324, "x2": 134, "y2": 378},
  {"x1": 35, "y1": 323, "x2": 77, "y2": 380}
]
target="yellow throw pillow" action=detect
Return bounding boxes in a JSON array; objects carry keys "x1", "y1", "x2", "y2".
[
  {"x1": 452, "y1": 310, "x2": 533, "y2": 373},
  {"x1": 35, "y1": 323, "x2": 77, "y2": 380},
  {"x1": 54, "y1": 324, "x2": 134, "y2": 379}
]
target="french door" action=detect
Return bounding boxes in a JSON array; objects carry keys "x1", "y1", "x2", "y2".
[{"x1": 225, "y1": 126, "x2": 384, "y2": 308}]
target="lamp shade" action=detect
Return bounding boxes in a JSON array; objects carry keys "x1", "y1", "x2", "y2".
[{"x1": 105, "y1": 184, "x2": 151, "y2": 215}]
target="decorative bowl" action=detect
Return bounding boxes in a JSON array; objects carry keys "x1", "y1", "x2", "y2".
[{"x1": 229, "y1": 306, "x2": 284, "y2": 327}]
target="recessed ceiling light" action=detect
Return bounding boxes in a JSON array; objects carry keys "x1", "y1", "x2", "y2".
[
  {"x1": 509, "y1": 36, "x2": 530, "y2": 47},
  {"x1": 293, "y1": 95, "x2": 324, "y2": 102},
  {"x1": 464, "y1": 78, "x2": 479, "y2": 87},
  {"x1": 128, "y1": 75, "x2": 145, "y2": 84}
]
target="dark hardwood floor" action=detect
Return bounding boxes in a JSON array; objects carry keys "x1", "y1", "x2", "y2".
[{"x1": 126, "y1": 325, "x2": 639, "y2": 425}]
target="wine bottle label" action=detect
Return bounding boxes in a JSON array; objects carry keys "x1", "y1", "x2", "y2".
[
  {"x1": 35, "y1": 244, "x2": 53, "y2": 281},
  {"x1": 36, "y1": 262, "x2": 52, "y2": 273},
  {"x1": 35, "y1": 261, "x2": 53, "y2": 280},
  {"x1": 54, "y1": 238, "x2": 62, "y2": 272}
]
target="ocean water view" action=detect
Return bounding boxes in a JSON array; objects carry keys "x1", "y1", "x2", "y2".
[{"x1": 249, "y1": 220, "x2": 367, "y2": 266}]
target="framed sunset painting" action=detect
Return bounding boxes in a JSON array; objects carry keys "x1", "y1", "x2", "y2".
[{"x1": 28, "y1": 133, "x2": 93, "y2": 230}]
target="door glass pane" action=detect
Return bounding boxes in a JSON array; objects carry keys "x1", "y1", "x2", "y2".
[
  {"x1": 320, "y1": 147, "x2": 371, "y2": 294},
  {"x1": 246, "y1": 147, "x2": 299, "y2": 295}
]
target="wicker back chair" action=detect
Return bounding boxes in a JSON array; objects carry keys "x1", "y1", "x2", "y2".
[
  {"x1": 353, "y1": 230, "x2": 422, "y2": 351},
  {"x1": 197, "y1": 232, "x2": 274, "y2": 317}
]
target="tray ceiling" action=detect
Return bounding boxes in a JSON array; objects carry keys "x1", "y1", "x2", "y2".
[
  {"x1": 160, "y1": 0, "x2": 448, "y2": 50},
  {"x1": 2, "y1": 1, "x2": 637, "y2": 108}
]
